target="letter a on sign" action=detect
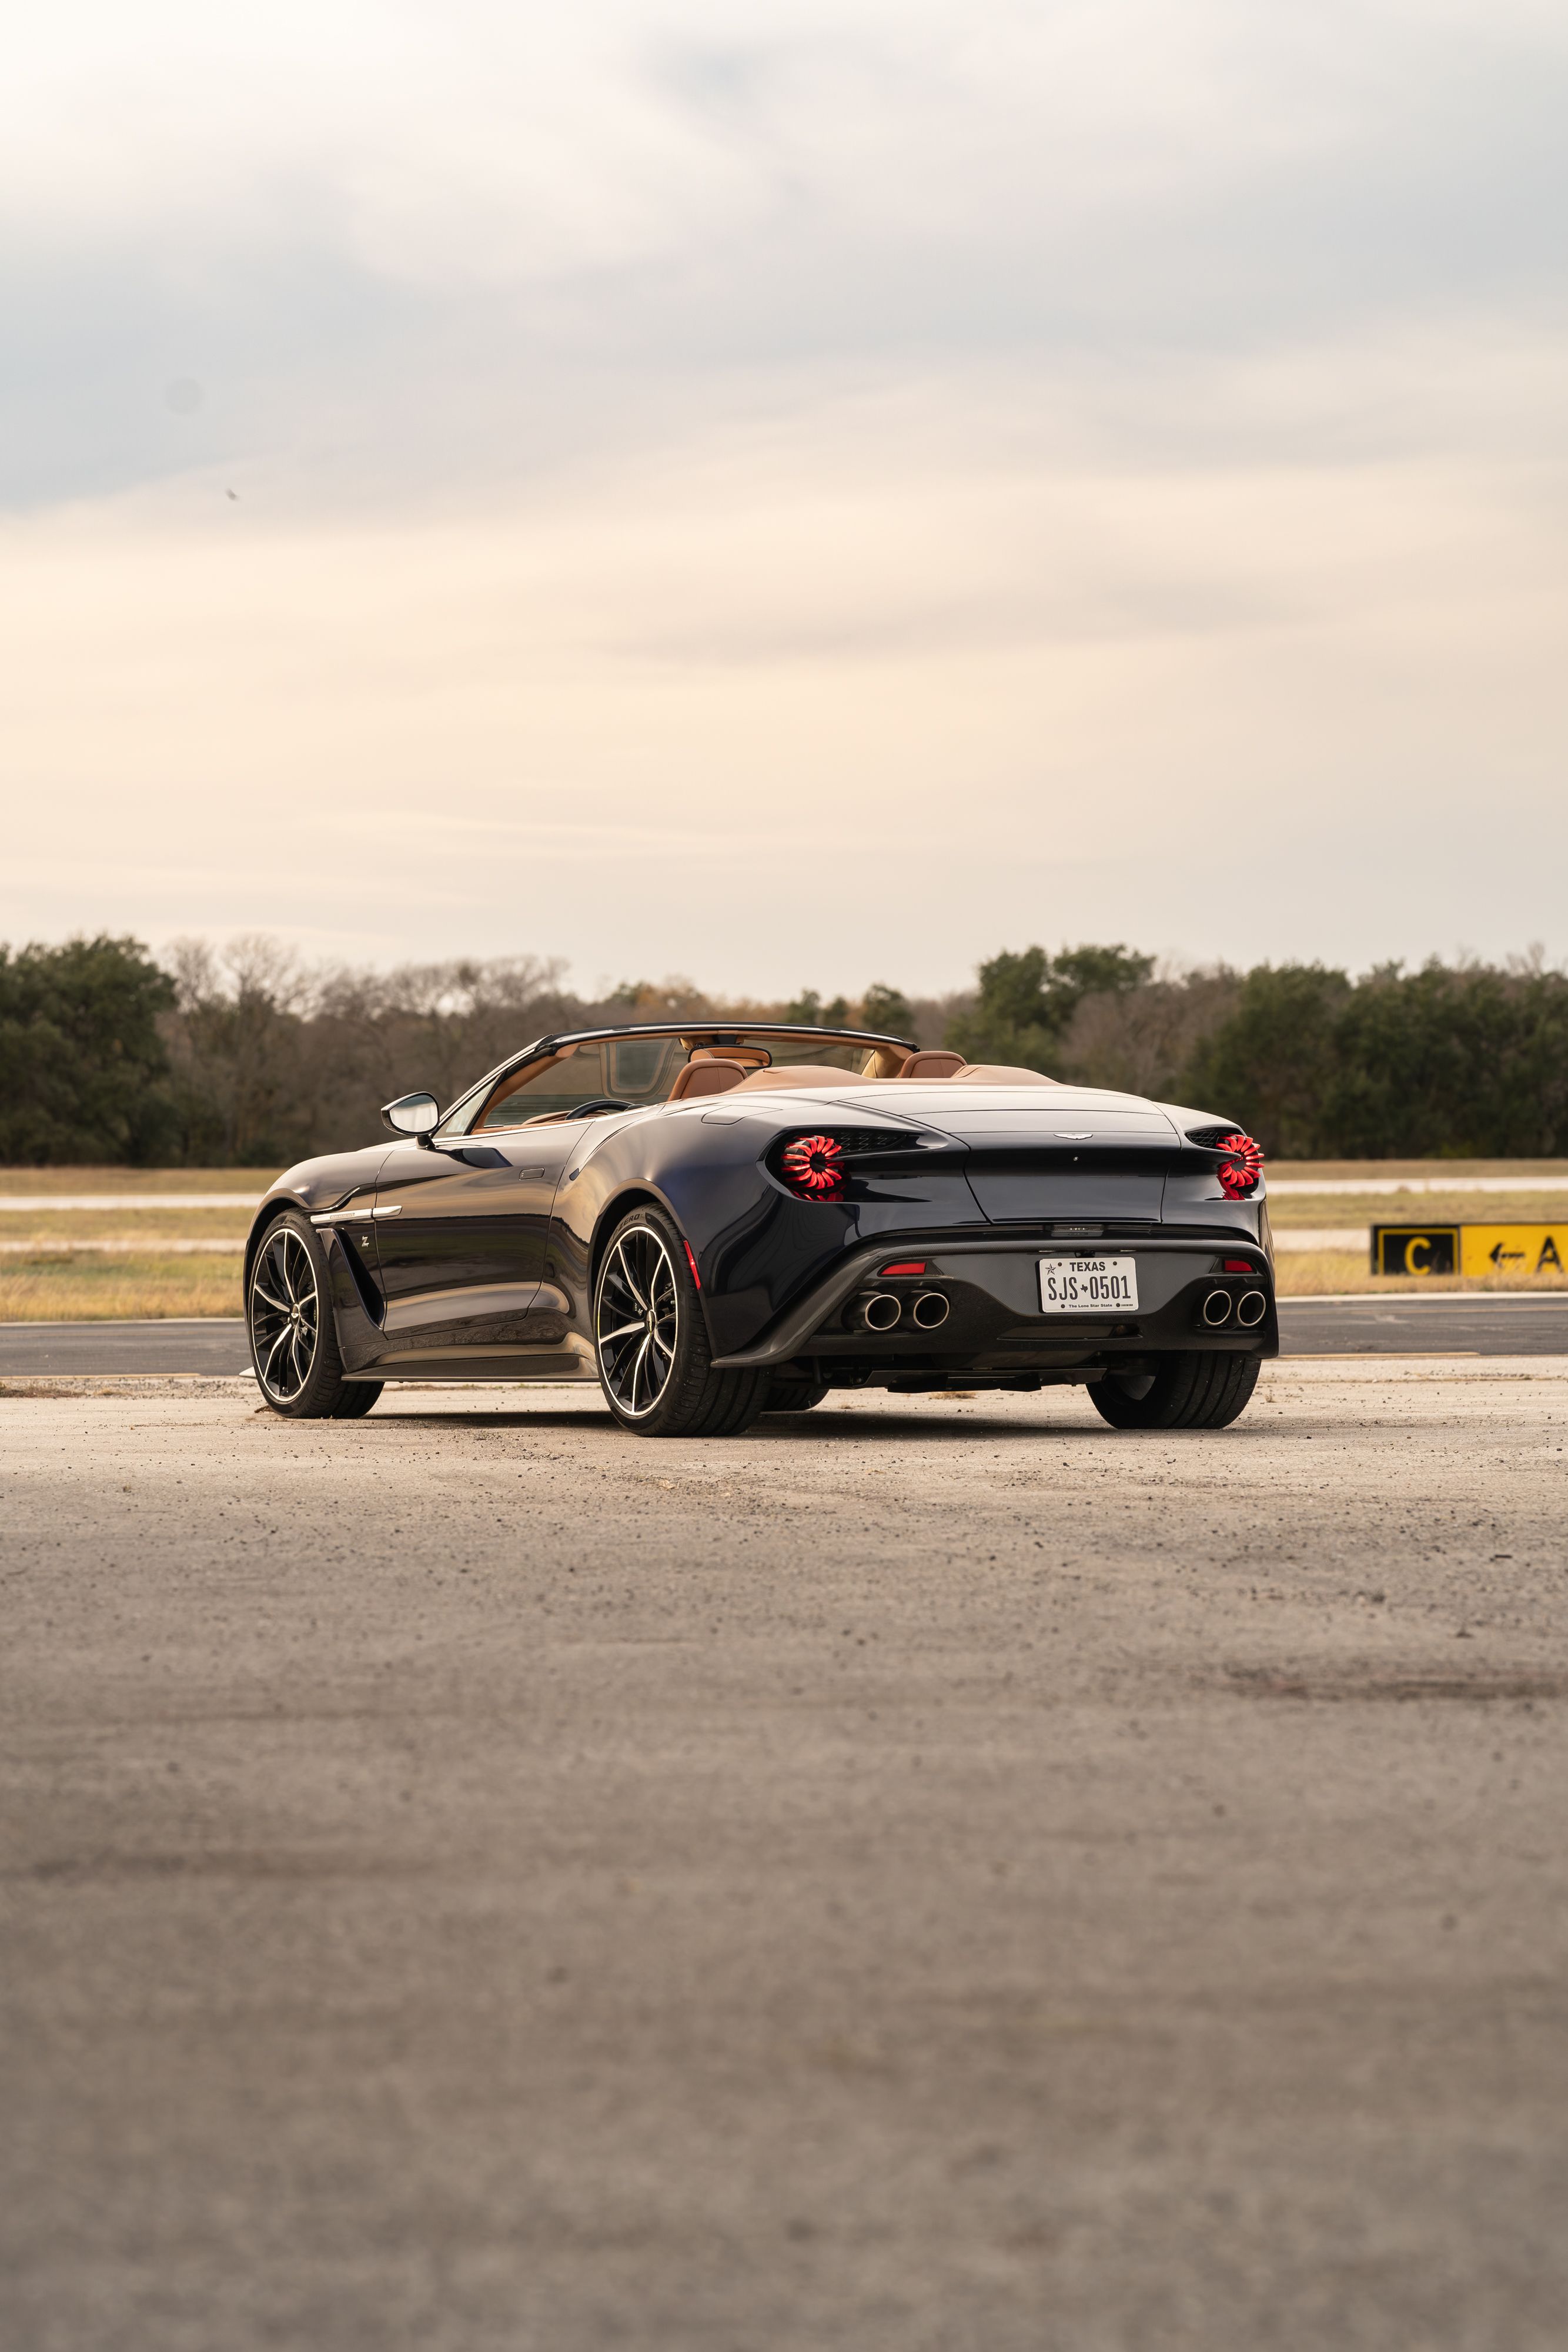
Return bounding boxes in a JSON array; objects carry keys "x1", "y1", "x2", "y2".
[{"x1": 1540, "y1": 1235, "x2": 1564, "y2": 1274}]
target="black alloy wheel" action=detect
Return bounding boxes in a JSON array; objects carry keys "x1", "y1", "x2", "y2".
[
  {"x1": 248, "y1": 1212, "x2": 383, "y2": 1419},
  {"x1": 1088, "y1": 1351, "x2": 1259, "y2": 1431},
  {"x1": 593, "y1": 1206, "x2": 769, "y2": 1437}
]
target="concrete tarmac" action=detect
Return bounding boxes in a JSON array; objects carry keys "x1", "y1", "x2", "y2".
[{"x1": 4, "y1": 1368, "x2": 1567, "y2": 2351}]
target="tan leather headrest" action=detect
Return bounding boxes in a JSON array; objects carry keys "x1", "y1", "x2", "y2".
[
  {"x1": 950, "y1": 1063, "x2": 1059, "y2": 1084},
  {"x1": 690, "y1": 1045, "x2": 769, "y2": 1067},
  {"x1": 668, "y1": 1059, "x2": 747, "y2": 1100},
  {"x1": 895, "y1": 1050, "x2": 966, "y2": 1080}
]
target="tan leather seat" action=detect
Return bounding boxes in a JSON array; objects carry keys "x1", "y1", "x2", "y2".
[
  {"x1": 895, "y1": 1050, "x2": 966, "y2": 1080},
  {"x1": 667, "y1": 1059, "x2": 748, "y2": 1101}
]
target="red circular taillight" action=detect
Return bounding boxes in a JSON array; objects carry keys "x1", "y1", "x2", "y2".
[
  {"x1": 1216, "y1": 1132, "x2": 1263, "y2": 1197},
  {"x1": 781, "y1": 1133, "x2": 844, "y2": 1196}
]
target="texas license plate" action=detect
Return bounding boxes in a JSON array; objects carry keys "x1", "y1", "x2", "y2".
[{"x1": 1038, "y1": 1255, "x2": 1139, "y2": 1313}]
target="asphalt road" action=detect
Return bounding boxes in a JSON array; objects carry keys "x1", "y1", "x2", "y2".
[
  {"x1": 1279, "y1": 1293, "x2": 1568, "y2": 1354},
  {"x1": 4, "y1": 1369, "x2": 1566, "y2": 2351},
  {"x1": 4, "y1": 1292, "x2": 1566, "y2": 1379},
  {"x1": 0, "y1": 1317, "x2": 252, "y2": 1375}
]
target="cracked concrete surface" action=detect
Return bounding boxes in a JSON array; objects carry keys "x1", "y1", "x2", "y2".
[{"x1": 3, "y1": 1364, "x2": 1566, "y2": 2350}]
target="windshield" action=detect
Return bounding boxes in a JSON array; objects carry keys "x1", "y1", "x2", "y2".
[{"x1": 469, "y1": 1031, "x2": 902, "y2": 1130}]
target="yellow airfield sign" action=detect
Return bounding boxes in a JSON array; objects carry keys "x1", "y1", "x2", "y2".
[{"x1": 1372, "y1": 1223, "x2": 1566, "y2": 1278}]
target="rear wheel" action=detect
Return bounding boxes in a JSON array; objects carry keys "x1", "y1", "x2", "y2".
[
  {"x1": 1089, "y1": 1351, "x2": 1260, "y2": 1431},
  {"x1": 764, "y1": 1374, "x2": 830, "y2": 1414},
  {"x1": 594, "y1": 1207, "x2": 769, "y2": 1437},
  {"x1": 249, "y1": 1213, "x2": 378, "y2": 1419}
]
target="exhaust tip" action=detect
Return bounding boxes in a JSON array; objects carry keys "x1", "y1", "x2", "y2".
[
  {"x1": 859, "y1": 1291, "x2": 902, "y2": 1332},
  {"x1": 1201, "y1": 1289, "x2": 1233, "y2": 1328},
  {"x1": 1236, "y1": 1289, "x2": 1268, "y2": 1327},
  {"x1": 911, "y1": 1290, "x2": 950, "y2": 1329}
]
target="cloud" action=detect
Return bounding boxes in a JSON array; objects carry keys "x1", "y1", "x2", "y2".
[
  {"x1": 6, "y1": 0, "x2": 1568, "y2": 510},
  {"x1": 3, "y1": 0, "x2": 1567, "y2": 984}
]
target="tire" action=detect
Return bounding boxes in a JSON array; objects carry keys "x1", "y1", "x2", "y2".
[
  {"x1": 1088, "y1": 1351, "x2": 1261, "y2": 1431},
  {"x1": 248, "y1": 1212, "x2": 373, "y2": 1420},
  {"x1": 330, "y1": 1381, "x2": 384, "y2": 1418},
  {"x1": 593, "y1": 1206, "x2": 770, "y2": 1438},
  {"x1": 764, "y1": 1375, "x2": 830, "y2": 1414}
]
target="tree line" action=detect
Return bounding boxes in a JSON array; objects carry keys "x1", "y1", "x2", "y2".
[{"x1": 2, "y1": 931, "x2": 1564, "y2": 1165}]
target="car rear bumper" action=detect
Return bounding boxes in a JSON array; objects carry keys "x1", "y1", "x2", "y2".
[{"x1": 709, "y1": 1232, "x2": 1278, "y2": 1372}]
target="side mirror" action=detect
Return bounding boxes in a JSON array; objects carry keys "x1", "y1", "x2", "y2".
[{"x1": 382, "y1": 1091, "x2": 440, "y2": 1142}]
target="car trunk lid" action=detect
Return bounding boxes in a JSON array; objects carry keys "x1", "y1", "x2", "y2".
[{"x1": 920, "y1": 1094, "x2": 1181, "y2": 1223}]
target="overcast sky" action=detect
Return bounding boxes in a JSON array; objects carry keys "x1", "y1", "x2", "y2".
[{"x1": 4, "y1": 0, "x2": 1567, "y2": 996}]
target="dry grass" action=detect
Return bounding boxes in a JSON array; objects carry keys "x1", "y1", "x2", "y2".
[
  {"x1": 1269, "y1": 1189, "x2": 1568, "y2": 1228},
  {"x1": 10, "y1": 1248, "x2": 1559, "y2": 1318},
  {"x1": 0, "y1": 1208, "x2": 254, "y2": 1242},
  {"x1": 1274, "y1": 1252, "x2": 1568, "y2": 1297},
  {"x1": 3, "y1": 1164, "x2": 1565, "y2": 1320},
  {"x1": 0, "y1": 1165, "x2": 266, "y2": 1195},
  {"x1": 0, "y1": 1255, "x2": 242, "y2": 1321}
]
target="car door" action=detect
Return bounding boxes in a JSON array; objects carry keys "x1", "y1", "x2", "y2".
[{"x1": 372, "y1": 1127, "x2": 579, "y2": 1349}]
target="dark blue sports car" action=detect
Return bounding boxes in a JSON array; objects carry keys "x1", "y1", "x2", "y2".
[{"x1": 245, "y1": 1020, "x2": 1273, "y2": 1434}]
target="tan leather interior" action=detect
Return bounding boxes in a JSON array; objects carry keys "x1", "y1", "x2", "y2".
[
  {"x1": 690, "y1": 1045, "x2": 770, "y2": 1068},
  {"x1": 950, "y1": 1063, "x2": 1058, "y2": 1084},
  {"x1": 730, "y1": 1065, "x2": 863, "y2": 1091},
  {"x1": 895, "y1": 1049, "x2": 966, "y2": 1080},
  {"x1": 667, "y1": 1059, "x2": 748, "y2": 1100}
]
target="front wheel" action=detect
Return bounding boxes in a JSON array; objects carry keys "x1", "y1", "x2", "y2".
[
  {"x1": 593, "y1": 1207, "x2": 769, "y2": 1437},
  {"x1": 249, "y1": 1213, "x2": 381, "y2": 1419},
  {"x1": 1088, "y1": 1351, "x2": 1260, "y2": 1431}
]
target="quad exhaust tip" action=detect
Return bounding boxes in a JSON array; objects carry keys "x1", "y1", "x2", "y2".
[
  {"x1": 857, "y1": 1291, "x2": 902, "y2": 1331},
  {"x1": 1236, "y1": 1289, "x2": 1268, "y2": 1327},
  {"x1": 1201, "y1": 1289, "x2": 1233, "y2": 1327},
  {"x1": 911, "y1": 1291, "x2": 950, "y2": 1329}
]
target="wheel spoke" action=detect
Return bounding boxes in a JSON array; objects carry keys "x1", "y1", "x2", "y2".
[
  {"x1": 600, "y1": 1319, "x2": 644, "y2": 1344},
  {"x1": 252, "y1": 1281, "x2": 289, "y2": 1313},
  {"x1": 618, "y1": 1249, "x2": 648, "y2": 1309}
]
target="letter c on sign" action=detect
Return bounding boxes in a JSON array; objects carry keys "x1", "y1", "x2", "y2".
[{"x1": 1403, "y1": 1236, "x2": 1432, "y2": 1274}]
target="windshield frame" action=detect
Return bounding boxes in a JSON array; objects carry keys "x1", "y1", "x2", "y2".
[{"x1": 435, "y1": 1021, "x2": 914, "y2": 1138}]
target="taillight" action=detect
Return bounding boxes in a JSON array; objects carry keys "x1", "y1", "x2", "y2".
[
  {"x1": 780, "y1": 1133, "x2": 845, "y2": 1196},
  {"x1": 1216, "y1": 1133, "x2": 1263, "y2": 1197}
]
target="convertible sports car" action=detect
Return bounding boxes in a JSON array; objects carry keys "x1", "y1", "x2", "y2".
[{"x1": 245, "y1": 1020, "x2": 1275, "y2": 1435}]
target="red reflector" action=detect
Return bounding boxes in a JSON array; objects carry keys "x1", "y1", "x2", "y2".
[
  {"x1": 683, "y1": 1239, "x2": 701, "y2": 1289},
  {"x1": 1222, "y1": 1258, "x2": 1255, "y2": 1273},
  {"x1": 880, "y1": 1260, "x2": 927, "y2": 1276}
]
